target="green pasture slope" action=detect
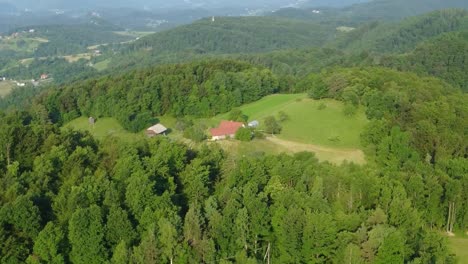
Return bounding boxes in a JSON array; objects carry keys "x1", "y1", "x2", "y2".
[
  {"x1": 449, "y1": 234, "x2": 468, "y2": 264},
  {"x1": 64, "y1": 117, "x2": 142, "y2": 141},
  {"x1": 218, "y1": 94, "x2": 368, "y2": 149}
]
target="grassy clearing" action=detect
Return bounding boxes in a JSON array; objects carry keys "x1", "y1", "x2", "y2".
[
  {"x1": 449, "y1": 233, "x2": 468, "y2": 264},
  {"x1": 64, "y1": 117, "x2": 143, "y2": 142},
  {"x1": 218, "y1": 94, "x2": 368, "y2": 149},
  {"x1": 62, "y1": 53, "x2": 92, "y2": 63},
  {"x1": 0, "y1": 81, "x2": 15, "y2": 97},
  {"x1": 113, "y1": 31, "x2": 155, "y2": 38},
  {"x1": 93, "y1": 59, "x2": 111, "y2": 71}
]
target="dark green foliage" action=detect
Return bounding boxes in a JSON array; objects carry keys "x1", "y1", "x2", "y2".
[
  {"x1": 228, "y1": 109, "x2": 248, "y2": 123},
  {"x1": 264, "y1": 116, "x2": 282, "y2": 134},
  {"x1": 183, "y1": 125, "x2": 207, "y2": 143},
  {"x1": 69, "y1": 205, "x2": 107, "y2": 264},
  {"x1": 235, "y1": 127, "x2": 252, "y2": 142}
]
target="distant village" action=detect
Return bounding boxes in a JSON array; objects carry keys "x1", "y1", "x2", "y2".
[
  {"x1": 0, "y1": 28, "x2": 36, "y2": 40},
  {"x1": 0, "y1": 73, "x2": 50, "y2": 87}
]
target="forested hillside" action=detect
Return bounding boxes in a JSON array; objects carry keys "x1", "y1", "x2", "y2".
[
  {"x1": 380, "y1": 31, "x2": 468, "y2": 91},
  {"x1": 13, "y1": 23, "x2": 132, "y2": 57},
  {"x1": 0, "y1": 58, "x2": 466, "y2": 263},
  {"x1": 333, "y1": 9, "x2": 468, "y2": 53},
  {"x1": 108, "y1": 17, "x2": 333, "y2": 69},
  {"x1": 273, "y1": 0, "x2": 468, "y2": 22}
]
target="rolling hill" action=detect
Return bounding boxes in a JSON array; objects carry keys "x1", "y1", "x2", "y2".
[
  {"x1": 273, "y1": 0, "x2": 468, "y2": 23},
  {"x1": 109, "y1": 16, "x2": 334, "y2": 70},
  {"x1": 333, "y1": 9, "x2": 468, "y2": 53}
]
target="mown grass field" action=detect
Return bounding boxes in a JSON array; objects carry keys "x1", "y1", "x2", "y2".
[
  {"x1": 449, "y1": 234, "x2": 468, "y2": 264},
  {"x1": 218, "y1": 94, "x2": 368, "y2": 149},
  {"x1": 0, "y1": 81, "x2": 15, "y2": 97},
  {"x1": 63, "y1": 117, "x2": 143, "y2": 142}
]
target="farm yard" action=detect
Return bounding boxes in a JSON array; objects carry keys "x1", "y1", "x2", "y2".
[{"x1": 65, "y1": 94, "x2": 368, "y2": 164}]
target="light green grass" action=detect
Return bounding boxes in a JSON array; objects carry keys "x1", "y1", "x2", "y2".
[
  {"x1": 0, "y1": 81, "x2": 15, "y2": 97},
  {"x1": 93, "y1": 59, "x2": 111, "y2": 71},
  {"x1": 64, "y1": 117, "x2": 143, "y2": 141},
  {"x1": 217, "y1": 94, "x2": 367, "y2": 149},
  {"x1": 0, "y1": 37, "x2": 47, "y2": 53},
  {"x1": 449, "y1": 234, "x2": 468, "y2": 264},
  {"x1": 219, "y1": 94, "x2": 305, "y2": 121}
]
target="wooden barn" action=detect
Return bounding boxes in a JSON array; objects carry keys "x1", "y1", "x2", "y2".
[{"x1": 146, "y1": 124, "x2": 168, "y2": 137}]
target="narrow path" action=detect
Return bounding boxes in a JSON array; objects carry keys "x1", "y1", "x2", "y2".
[{"x1": 266, "y1": 137, "x2": 366, "y2": 164}]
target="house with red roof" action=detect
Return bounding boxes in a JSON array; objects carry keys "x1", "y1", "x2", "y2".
[{"x1": 210, "y1": 120, "x2": 244, "y2": 140}]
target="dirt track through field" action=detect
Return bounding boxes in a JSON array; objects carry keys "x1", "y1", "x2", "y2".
[{"x1": 266, "y1": 137, "x2": 366, "y2": 164}]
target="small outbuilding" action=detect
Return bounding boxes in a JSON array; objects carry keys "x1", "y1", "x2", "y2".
[
  {"x1": 146, "y1": 124, "x2": 168, "y2": 137},
  {"x1": 88, "y1": 117, "x2": 95, "y2": 125},
  {"x1": 248, "y1": 120, "x2": 259, "y2": 128}
]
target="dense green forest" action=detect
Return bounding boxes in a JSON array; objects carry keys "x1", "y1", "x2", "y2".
[
  {"x1": 0, "y1": 57, "x2": 467, "y2": 263},
  {"x1": 0, "y1": 2, "x2": 467, "y2": 263},
  {"x1": 332, "y1": 9, "x2": 468, "y2": 53},
  {"x1": 15, "y1": 23, "x2": 131, "y2": 57},
  {"x1": 107, "y1": 17, "x2": 334, "y2": 70}
]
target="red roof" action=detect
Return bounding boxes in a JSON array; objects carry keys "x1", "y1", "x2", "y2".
[{"x1": 210, "y1": 120, "x2": 244, "y2": 137}]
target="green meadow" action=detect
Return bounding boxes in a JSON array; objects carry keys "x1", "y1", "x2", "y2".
[
  {"x1": 449, "y1": 234, "x2": 468, "y2": 264},
  {"x1": 63, "y1": 117, "x2": 143, "y2": 142},
  {"x1": 218, "y1": 94, "x2": 368, "y2": 149}
]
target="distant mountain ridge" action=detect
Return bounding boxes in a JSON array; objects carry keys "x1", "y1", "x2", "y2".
[{"x1": 273, "y1": 0, "x2": 468, "y2": 22}]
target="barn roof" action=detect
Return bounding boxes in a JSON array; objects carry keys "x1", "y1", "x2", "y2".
[
  {"x1": 147, "y1": 124, "x2": 167, "y2": 134},
  {"x1": 210, "y1": 120, "x2": 244, "y2": 137}
]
